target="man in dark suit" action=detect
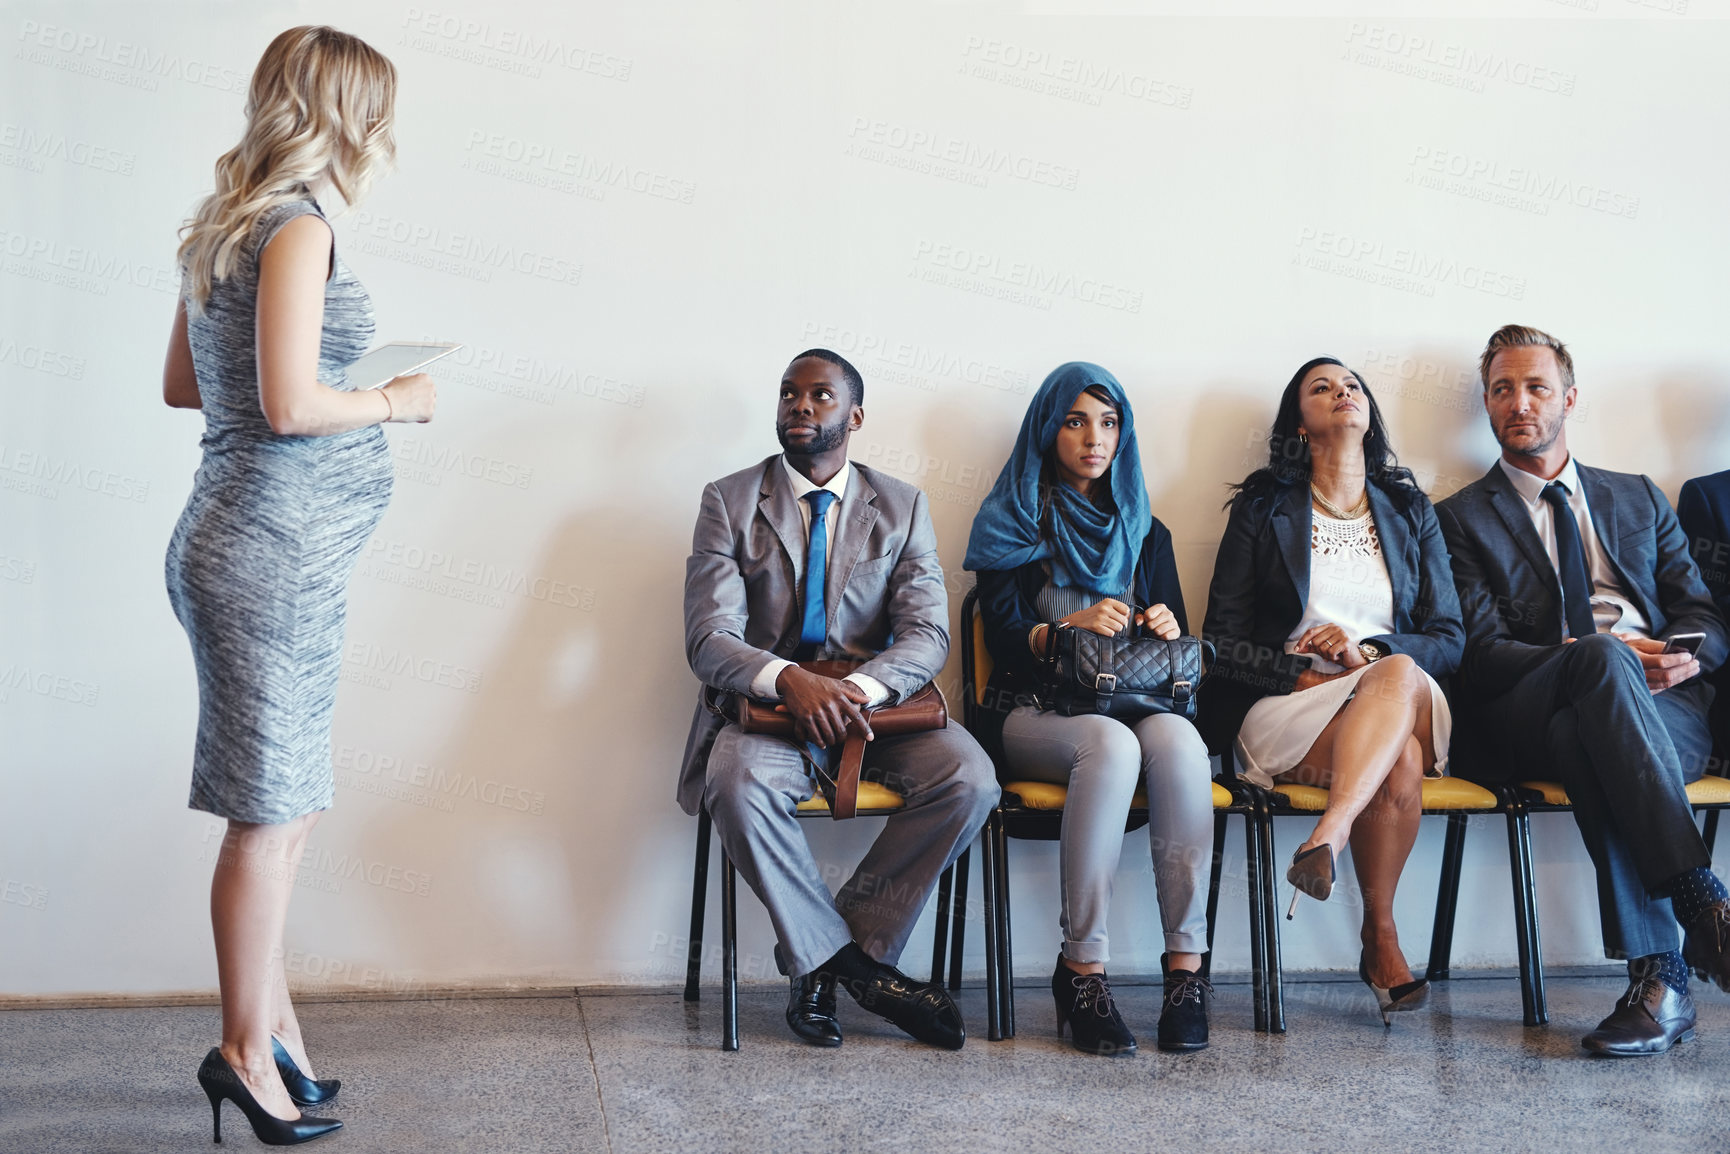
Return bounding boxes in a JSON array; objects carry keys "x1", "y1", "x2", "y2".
[
  {"x1": 680, "y1": 348, "x2": 996, "y2": 1049},
  {"x1": 1438, "y1": 323, "x2": 1730, "y2": 1056},
  {"x1": 1679, "y1": 469, "x2": 1730, "y2": 749}
]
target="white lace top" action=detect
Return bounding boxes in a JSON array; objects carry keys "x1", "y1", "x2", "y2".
[{"x1": 1284, "y1": 510, "x2": 1395, "y2": 674}]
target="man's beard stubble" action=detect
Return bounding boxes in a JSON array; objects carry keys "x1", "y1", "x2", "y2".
[{"x1": 776, "y1": 419, "x2": 847, "y2": 455}]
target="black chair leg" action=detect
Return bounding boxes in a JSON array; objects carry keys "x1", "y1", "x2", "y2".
[
  {"x1": 1517, "y1": 808, "x2": 1547, "y2": 1025},
  {"x1": 721, "y1": 852, "x2": 739, "y2": 1052},
  {"x1": 1427, "y1": 814, "x2": 1468, "y2": 983},
  {"x1": 982, "y1": 814, "x2": 1002, "y2": 1042},
  {"x1": 1705, "y1": 808, "x2": 1721, "y2": 856},
  {"x1": 930, "y1": 863, "x2": 954, "y2": 987},
  {"x1": 1205, "y1": 811, "x2": 1227, "y2": 955},
  {"x1": 1259, "y1": 800, "x2": 1285, "y2": 1033},
  {"x1": 1244, "y1": 801, "x2": 1267, "y2": 1033},
  {"x1": 685, "y1": 810, "x2": 712, "y2": 1003},
  {"x1": 949, "y1": 847, "x2": 970, "y2": 992},
  {"x1": 995, "y1": 812, "x2": 1016, "y2": 1038}
]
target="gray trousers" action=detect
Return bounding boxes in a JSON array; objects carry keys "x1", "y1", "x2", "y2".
[
  {"x1": 1001, "y1": 708, "x2": 1214, "y2": 964},
  {"x1": 702, "y1": 719, "x2": 998, "y2": 980}
]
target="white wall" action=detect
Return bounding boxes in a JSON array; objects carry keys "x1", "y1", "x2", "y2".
[{"x1": 5, "y1": 0, "x2": 1729, "y2": 997}]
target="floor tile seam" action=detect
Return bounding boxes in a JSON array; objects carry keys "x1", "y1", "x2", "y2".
[{"x1": 574, "y1": 991, "x2": 617, "y2": 1154}]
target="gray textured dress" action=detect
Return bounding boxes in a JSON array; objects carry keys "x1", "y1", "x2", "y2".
[{"x1": 166, "y1": 199, "x2": 392, "y2": 824}]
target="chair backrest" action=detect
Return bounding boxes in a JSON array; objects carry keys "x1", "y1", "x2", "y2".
[{"x1": 959, "y1": 588, "x2": 994, "y2": 729}]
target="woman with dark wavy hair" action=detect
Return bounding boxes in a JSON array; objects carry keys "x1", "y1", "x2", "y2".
[{"x1": 1201, "y1": 357, "x2": 1464, "y2": 1024}]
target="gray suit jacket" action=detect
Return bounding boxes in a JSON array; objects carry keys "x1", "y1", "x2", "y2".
[
  {"x1": 676, "y1": 456, "x2": 950, "y2": 814},
  {"x1": 1436, "y1": 460, "x2": 1728, "y2": 703}
]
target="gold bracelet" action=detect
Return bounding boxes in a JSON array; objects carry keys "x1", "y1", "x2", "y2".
[{"x1": 380, "y1": 388, "x2": 395, "y2": 423}]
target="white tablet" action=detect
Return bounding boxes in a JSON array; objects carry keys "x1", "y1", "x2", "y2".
[{"x1": 343, "y1": 342, "x2": 462, "y2": 390}]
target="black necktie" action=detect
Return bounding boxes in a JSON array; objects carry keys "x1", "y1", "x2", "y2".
[{"x1": 1542, "y1": 481, "x2": 1595, "y2": 639}]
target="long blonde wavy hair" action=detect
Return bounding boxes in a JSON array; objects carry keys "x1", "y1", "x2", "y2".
[{"x1": 178, "y1": 26, "x2": 396, "y2": 313}]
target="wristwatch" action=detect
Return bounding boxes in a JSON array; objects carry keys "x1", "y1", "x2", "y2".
[{"x1": 1358, "y1": 640, "x2": 1389, "y2": 664}]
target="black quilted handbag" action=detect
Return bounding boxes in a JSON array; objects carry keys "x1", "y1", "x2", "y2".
[{"x1": 1038, "y1": 618, "x2": 1213, "y2": 721}]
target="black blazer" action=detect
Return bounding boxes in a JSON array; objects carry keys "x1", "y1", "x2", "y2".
[
  {"x1": 972, "y1": 520, "x2": 1187, "y2": 760},
  {"x1": 1198, "y1": 478, "x2": 1465, "y2": 756},
  {"x1": 1678, "y1": 468, "x2": 1730, "y2": 625},
  {"x1": 1436, "y1": 461, "x2": 1727, "y2": 703}
]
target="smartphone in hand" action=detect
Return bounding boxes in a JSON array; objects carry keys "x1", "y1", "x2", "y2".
[{"x1": 1662, "y1": 632, "x2": 1707, "y2": 657}]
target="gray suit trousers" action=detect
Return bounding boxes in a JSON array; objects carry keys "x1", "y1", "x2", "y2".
[{"x1": 702, "y1": 719, "x2": 998, "y2": 979}]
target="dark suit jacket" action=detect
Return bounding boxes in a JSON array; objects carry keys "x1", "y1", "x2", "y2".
[
  {"x1": 971, "y1": 521, "x2": 1186, "y2": 759},
  {"x1": 1678, "y1": 469, "x2": 1730, "y2": 624},
  {"x1": 1436, "y1": 461, "x2": 1728, "y2": 711},
  {"x1": 677, "y1": 456, "x2": 950, "y2": 815},
  {"x1": 1197, "y1": 478, "x2": 1465, "y2": 756}
]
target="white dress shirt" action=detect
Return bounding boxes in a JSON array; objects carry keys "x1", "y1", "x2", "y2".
[
  {"x1": 748, "y1": 457, "x2": 891, "y2": 706},
  {"x1": 1497, "y1": 456, "x2": 1650, "y2": 638}
]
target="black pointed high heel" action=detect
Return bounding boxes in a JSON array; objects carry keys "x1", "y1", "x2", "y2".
[
  {"x1": 1285, "y1": 843, "x2": 1335, "y2": 919},
  {"x1": 1358, "y1": 952, "x2": 1430, "y2": 1027},
  {"x1": 197, "y1": 1047, "x2": 342, "y2": 1146},
  {"x1": 272, "y1": 1036, "x2": 340, "y2": 1107}
]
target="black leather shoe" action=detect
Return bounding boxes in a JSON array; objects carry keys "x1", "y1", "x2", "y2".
[
  {"x1": 841, "y1": 963, "x2": 965, "y2": 1050},
  {"x1": 1581, "y1": 975, "x2": 1696, "y2": 1056},
  {"x1": 1157, "y1": 954, "x2": 1210, "y2": 1052},
  {"x1": 1052, "y1": 955, "x2": 1136, "y2": 1056},
  {"x1": 1683, "y1": 899, "x2": 1730, "y2": 992},
  {"x1": 785, "y1": 971, "x2": 843, "y2": 1047}
]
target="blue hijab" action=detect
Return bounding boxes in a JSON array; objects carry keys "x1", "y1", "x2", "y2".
[{"x1": 964, "y1": 362, "x2": 1151, "y2": 593}]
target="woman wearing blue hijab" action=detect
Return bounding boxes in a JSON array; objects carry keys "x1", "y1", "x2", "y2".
[{"x1": 966, "y1": 362, "x2": 1214, "y2": 1056}]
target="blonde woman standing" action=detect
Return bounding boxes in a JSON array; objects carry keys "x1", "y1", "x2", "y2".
[{"x1": 163, "y1": 26, "x2": 434, "y2": 1145}]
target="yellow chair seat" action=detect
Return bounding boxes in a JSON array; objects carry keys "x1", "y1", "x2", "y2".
[
  {"x1": 1004, "y1": 780, "x2": 1234, "y2": 810},
  {"x1": 1687, "y1": 776, "x2": 1730, "y2": 805},
  {"x1": 796, "y1": 781, "x2": 906, "y2": 813},
  {"x1": 1519, "y1": 777, "x2": 1730, "y2": 808},
  {"x1": 1273, "y1": 777, "x2": 1500, "y2": 813},
  {"x1": 1421, "y1": 778, "x2": 1502, "y2": 810},
  {"x1": 1519, "y1": 780, "x2": 1569, "y2": 806}
]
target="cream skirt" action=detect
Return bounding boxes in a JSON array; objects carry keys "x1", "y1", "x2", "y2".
[{"x1": 1233, "y1": 663, "x2": 1452, "y2": 789}]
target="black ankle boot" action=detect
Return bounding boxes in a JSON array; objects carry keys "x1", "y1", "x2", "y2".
[
  {"x1": 1157, "y1": 954, "x2": 1211, "y2": 1052},
  {"x1": 1051, "y1": 955, "x2": 1136, "y2": 1056}
]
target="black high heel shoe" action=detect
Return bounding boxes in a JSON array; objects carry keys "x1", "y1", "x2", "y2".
[
  {"x1": 197, "y1": 1047, "x2": 342, "y2": 1146},
  {"x1": 1285, "y1": 843, "x2": 1335, "y2": 919},
  {"x1": 1358, "y1": 951, "x2": 1430, "y2": 1027},
  {"x1": 1051, "y1": 955, "x2": 1137, "y2": 1056},
  {"x1": 272, "y1": 1036, "x2": 340, "y2": 1107}
]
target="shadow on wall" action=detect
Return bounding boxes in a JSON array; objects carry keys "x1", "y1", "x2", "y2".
[
  {"x1": 354, "y1": 503, "x2": 689, "y2": 984},
  {"x1": 1656, "y1": 370, "x2": 1730, "y2": 497}
]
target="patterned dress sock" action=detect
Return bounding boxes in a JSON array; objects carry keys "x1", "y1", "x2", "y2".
[{"x1": 1661, "y1": 865, "x2": 1730, "y2": 929}]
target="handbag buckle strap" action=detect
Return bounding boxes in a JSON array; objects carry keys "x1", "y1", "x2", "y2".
[
  {"x1": 1093, "y1": 673, "x2": 1117, "y2": 692},
  {"x1": 1172, "y1": 679, "x2": 1193, "y2": 702}
]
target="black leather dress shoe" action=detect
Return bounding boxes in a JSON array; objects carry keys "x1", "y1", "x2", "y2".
[
  {"x1": 786, "y1": 971, "x2": 843, "y2": 1047},
  {"x1": 1683, "y1": 900, "x2": 1730, "y2": 992},
  {"x1": 841, "y1": 963, "x2": 965, "y2": 1050},
  {"x1": 1581, "y1": 976, "x2": 1696, "y2": 1056}
]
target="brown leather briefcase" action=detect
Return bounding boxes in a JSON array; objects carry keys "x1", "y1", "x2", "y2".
[{"x1": 730, "y1": 659, "x2": 947, "y2": 819}]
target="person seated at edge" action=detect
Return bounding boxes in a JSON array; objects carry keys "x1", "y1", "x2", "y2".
[
  {"x1": 1202, "y1": 357, "x2": 1464, "y2": 1024},
  {"x1": 965, "y1": 362, "x2": 1214, "y2": 1056},
  {"x1": 1438, "y1": 324, "x2": 1730, "y2": 1057},
  {"x1": 1677, "y1": 468, "x2": 1730, "y2": 750},
  {"x1": 679, "y1": 348, "x2": 997, "y2": 1050}
]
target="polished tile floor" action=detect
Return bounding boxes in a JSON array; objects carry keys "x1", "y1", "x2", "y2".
[{"x1": 4, "y1": 972, "x2": 1728, "y2": 1153}]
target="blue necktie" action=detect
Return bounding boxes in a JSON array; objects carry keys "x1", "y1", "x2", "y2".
[
  {"x1": 1542, "y1": 481, "x2": 1596, "y2": 640},
  {"x1": 798, "y1": 490, "x2": 836, "y2": 657}
]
